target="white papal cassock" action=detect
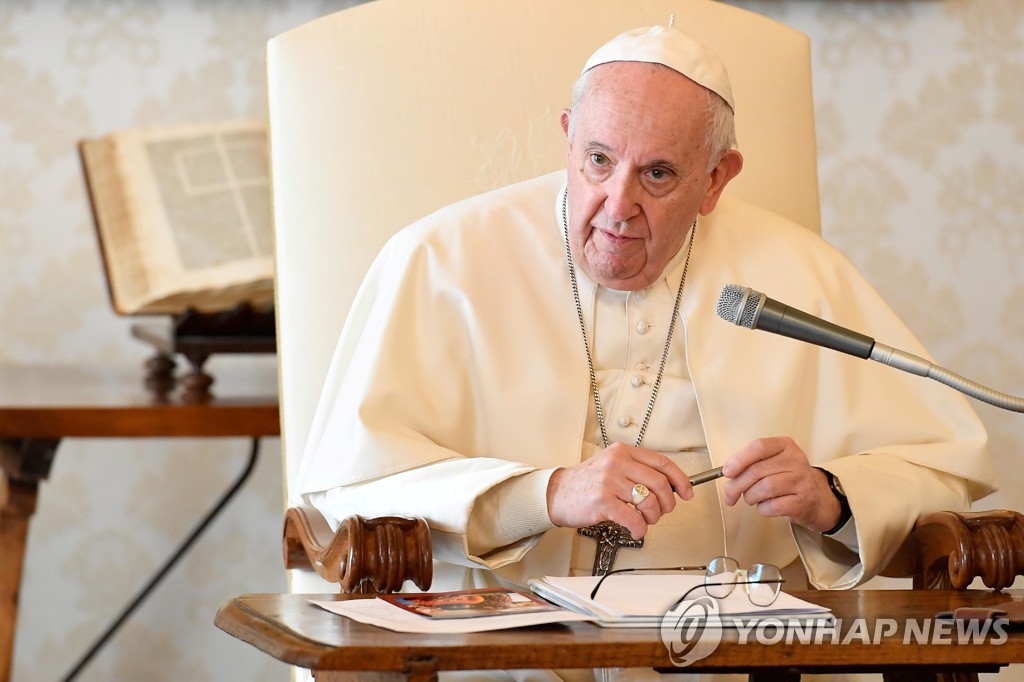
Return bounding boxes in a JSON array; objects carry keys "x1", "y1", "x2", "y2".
[{"x1": 297, "y1": 171, "x2": 995, "y2": 680}]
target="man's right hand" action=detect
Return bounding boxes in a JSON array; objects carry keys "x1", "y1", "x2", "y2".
[{"x1": 545, "y1": 443, "x2": 694, "y2": 540}]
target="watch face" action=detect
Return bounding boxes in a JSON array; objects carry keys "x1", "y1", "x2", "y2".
[{"x1": 832, "y1": 475, "x2": 846, "y2": 498}]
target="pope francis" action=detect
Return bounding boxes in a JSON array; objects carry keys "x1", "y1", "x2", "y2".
[{"x1": 295, "y1": 23, "x2": 996, "y2": 682}]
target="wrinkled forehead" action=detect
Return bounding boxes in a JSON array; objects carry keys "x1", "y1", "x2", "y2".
[{"x1": 572, "y1": 64, "x2": 715, "y2": 165}]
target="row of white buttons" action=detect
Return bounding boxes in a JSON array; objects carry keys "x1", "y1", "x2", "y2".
[
  {"x1": 621, "y1": 363, "x2": 653, "y2": 427},
  {"x1": 620, "y1": 292, "x2": 653, "y2": 429}
]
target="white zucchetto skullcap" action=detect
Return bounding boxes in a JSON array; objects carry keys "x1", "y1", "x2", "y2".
[{"x1": 583, "y1": 25, "x2": 735, "y2": 112}]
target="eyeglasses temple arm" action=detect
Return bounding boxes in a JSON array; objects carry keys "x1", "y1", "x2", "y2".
[{"x1": 589, "y1": 565, "x2": 710, "y2": 600}]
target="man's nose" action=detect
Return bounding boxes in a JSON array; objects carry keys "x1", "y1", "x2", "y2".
[{"x1": 603, "y1": 172, "x2": 642, "y2": 223}]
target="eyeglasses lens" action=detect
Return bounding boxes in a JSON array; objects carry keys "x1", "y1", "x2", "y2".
[
  {"x1": 745, "y1": 563, "x2": 782, "y2": 606},
  {"x1": 704, "y1": 556, "x2": 740, "y2": 599}
]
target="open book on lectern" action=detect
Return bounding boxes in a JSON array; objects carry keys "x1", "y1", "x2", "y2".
[
  {"x1": 80, "y1": 120, "x2": 274, "y2": 316},
  {"x1": 529, "y1": 574, "x2": 833, "y2": 629}
]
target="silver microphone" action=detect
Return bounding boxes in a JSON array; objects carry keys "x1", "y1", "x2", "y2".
[
  {"x1": 715, "y1": 284, "x2": 1024, "y2": 414},
  {"x1": 715, "y1": 283, "x2": 874, "y2": 359}
]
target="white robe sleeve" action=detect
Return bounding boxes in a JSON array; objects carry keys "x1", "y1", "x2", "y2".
[
  {"x1": 465, "y1": 470, "x2": 557, "y2": 561},
  {"x1": 792, "y1": 455, "x2": 972, "y2": 589},
  {"x1": 307, "y1": 459, "x2": 554, "y2": 568}
]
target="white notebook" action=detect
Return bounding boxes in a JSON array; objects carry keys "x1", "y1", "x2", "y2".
[{"x1": 529, "y1": 574, "x2": 833, "y2": 628}]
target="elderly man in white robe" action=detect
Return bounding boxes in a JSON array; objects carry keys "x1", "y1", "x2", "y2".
[{"x1": 296, "y1": 23, "x2": 995, "y2": 681}]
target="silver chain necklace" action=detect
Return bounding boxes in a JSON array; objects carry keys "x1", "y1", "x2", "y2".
[
  {"x1": 560, "y1": 190, "x2": 696, "y2": 449},
  {"x1": 561, "y1": 189, "x2": 697, "y2": 576}
]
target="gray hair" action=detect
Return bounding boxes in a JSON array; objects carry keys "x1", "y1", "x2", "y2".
[{"x1": 567, "y1": 67, "x2": 737, "y2": 173}]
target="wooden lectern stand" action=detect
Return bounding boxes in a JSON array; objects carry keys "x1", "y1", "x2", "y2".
[{"x1": 132, "y1": 303, "x2": 276, "y2": 401}]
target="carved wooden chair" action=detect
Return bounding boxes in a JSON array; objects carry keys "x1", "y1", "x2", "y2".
[{"x1": 268, "y1": 0, "x2": 1023, "y2": 600}]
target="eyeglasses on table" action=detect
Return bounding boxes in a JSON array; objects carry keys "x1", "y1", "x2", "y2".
[{"x1": 589, "y1": 556, "x2": 784, "y2": 608}]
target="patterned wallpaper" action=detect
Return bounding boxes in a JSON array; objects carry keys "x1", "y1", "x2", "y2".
[{"x1": 1, "y1": 1, "x2": 1021, "y2": 680}]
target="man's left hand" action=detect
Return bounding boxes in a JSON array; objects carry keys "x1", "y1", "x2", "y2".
[{"x1": 720, "y1": 436, "x2": 840, "y2": 533}]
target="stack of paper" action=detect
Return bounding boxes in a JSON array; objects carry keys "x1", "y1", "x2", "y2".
[{"x1": 528, "y1": 574, "x2": 832, "y2": 628}]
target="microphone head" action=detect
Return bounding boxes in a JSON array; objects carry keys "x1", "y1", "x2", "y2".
[{"x1": 716, "y1": 284, "x2": 763, "y2": 329}]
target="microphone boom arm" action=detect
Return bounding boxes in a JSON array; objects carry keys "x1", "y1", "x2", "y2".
[{"x1": 871, "y1": 343, "x2": 1024, "y2": 413}]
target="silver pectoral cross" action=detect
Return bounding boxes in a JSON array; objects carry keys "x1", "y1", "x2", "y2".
[{"x1": 577, "y1": 521, "x2": 644, "y2": 576}]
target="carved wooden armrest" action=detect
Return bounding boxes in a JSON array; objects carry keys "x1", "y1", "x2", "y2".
[
  {"x1": 908, "y1": 510, "x2": 1024, "y2": 591},
  {"x1": 283, "y1": 505, "x2": 432, "y2": 594}
]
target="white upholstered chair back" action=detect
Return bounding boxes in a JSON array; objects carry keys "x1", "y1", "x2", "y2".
[{"x1": 267, "y1": 0, "x2": 820, "y2": 591}]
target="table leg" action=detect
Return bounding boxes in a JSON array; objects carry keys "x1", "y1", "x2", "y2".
[
  {"x1": 1, "y1": 480, "x2": 36, "y2": 682},
  {"x1": 0, "y1": 438, "x2": 60, "y2": 682}
]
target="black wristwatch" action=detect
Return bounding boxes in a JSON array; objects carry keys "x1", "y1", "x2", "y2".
[{"x1": 818, "y1": 468, "x2": 852, "y2": 536}]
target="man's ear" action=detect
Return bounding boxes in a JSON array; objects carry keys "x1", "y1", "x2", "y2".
[
  {"x1": 699, "y1": 149, "x2": 743, "y2": 215},
  {"x1": 560, "y1": 109, "x2": 571, "y2": 139}
]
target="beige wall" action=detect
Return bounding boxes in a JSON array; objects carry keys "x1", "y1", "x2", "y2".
[{"x1": 1, "y1": 0, "x2": 1021, "y2": 680}]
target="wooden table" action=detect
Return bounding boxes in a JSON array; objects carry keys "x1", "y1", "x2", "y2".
[
  {"x1": 216, "y1": 590, "x2": 1024, "y2": 680},
  {"x1": 0, "y1": 364, "x2": 279, "y2": 682}
]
